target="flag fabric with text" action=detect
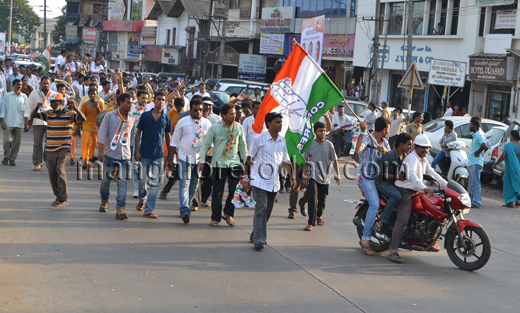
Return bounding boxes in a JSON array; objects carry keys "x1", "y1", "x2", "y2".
[
  {"x1": 38, "y1": 45, "x2": 52, "y2": 75},
  {"x1": 252, "y1": 42, "x2": 344, "y2": 165}
]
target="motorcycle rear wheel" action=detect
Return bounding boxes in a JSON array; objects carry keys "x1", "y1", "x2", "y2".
[
  {"x1": 355, "y1": 202, "x2": 390, "y2": 252},
  {"x1": 445, "y1": 226, "x2": 491, "y2": 271}
]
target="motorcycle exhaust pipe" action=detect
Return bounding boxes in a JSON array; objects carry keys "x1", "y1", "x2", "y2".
[{"x1": 353, "y1": 217, "x2": 391, "y2": 243}]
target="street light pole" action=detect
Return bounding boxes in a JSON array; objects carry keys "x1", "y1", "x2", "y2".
[
  {"x1": 8, "y1": 0, "x2": 13, "y2": 53},
  {"x1": 44, "y1": 0, "x2": 48, "y2": 48},
  {"x1": 217, "y1": 0, "x2": 228, "y2": 79}
]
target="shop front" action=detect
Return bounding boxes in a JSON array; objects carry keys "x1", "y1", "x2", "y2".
[{"x1": 468, "y1": 55, "x2": 517, "y2": 121}]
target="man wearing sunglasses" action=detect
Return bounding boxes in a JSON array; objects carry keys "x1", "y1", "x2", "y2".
[{"x1": 168, "y1": 98, "x2": 212, "y2": 224}]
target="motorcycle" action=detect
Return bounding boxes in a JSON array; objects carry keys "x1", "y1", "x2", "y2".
[
  {"x1": 426, "y1": 141, "x2": 469, "y2": 191},
  {"x1": 353, "y1": 175, "x2": 491, "y2": 271}
]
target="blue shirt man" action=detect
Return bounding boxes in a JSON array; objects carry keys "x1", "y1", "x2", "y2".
[
  {"x1": 134, "y1": 92, "x2": 172, "y2": 217},
  {"x1": 467, "y1": 119, "x2": 487, "y2": 208}
]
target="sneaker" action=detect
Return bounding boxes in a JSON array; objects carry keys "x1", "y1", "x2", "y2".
[
  {"x1": 181, "y1": 212, "x2": 190, "y2": 224},
  {"x1": 33, "y1": 163, "x2": 42, "y2": 171},
  {"x1": 99, "y1": 199, "x2": 109, "y2": 213},
  {"x1": 299, "y1": 203, "x2": 307, "y2": 216},
  {"x1": 288, "y1": 212, "x2": 295, "y2": 219},
  {"x1": 254, "y1": 242, "x2": 264, "y2": 251},
  {"x1": 116, "y1": 206, "x2": 128, "y2": 220},
  {"x1": 133, "y1": 191, "x2": 139, "y2": 199},
  {"x1": 2, "y1": 158, "x2": 8, "y2": 165},
  {"x1": 9, "y1": 160, "x2": 16, "y2": 166}
]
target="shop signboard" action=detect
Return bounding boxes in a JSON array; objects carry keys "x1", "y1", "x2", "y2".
[
  {"x1": 321, "y1": 35, "x2": 355, "y2": 59},
  {"x1": 259, "y1": 34, "x2": 285, "y2": 55},
  {"x1": 209, "y1": 46, "x2": 239, "y2": 66},
  {"x1": 108, "y1": 0, "x2": 125, "y2": 21},
  {"x1": 301, "y1": 15, "x2": 325, "y2": 65},
  {"x1": 129, "y1": 45, "x2": 145, "y2": 54},
  {"x1": 495, "y1": 10, "x2": 516, "y2": 29},
  {"x1": 469, "y1": 58, "x2": 508, "y2": 82},
  {"x1": 117, "y1": 31, "x2": 127, "y2": 59},
  {"x1": 141, "y1": 26, "x2": 157, "y2": 45},
  {"x1": 103, "y1": 20, "x2": 144, "y2": 32},
  {"x1": 428, "y1": 59, "x2": 466, "y2": 87},
  {"x1": 475, "y1": 0, "x2": 514, "y2": 5},
  {"x1": 161, "y1": 47, "x2": 180, "y2": 65},
  {"x1": 145, "y1": 45, "x2": 162, "y2": 62},
  {"x1": 66, "y1": 24, "x2": 78, "y2": 40},
  {"x1": 261, "y1": 7, "x2": 295, "y2": 33},
  {"x1": 82, "y1": 28, "x2": 97, "y2": 45},
  {"x1": 238, "y1": 54, "x2": 267, "y2": 81},
  {"x1": 127, "y1": 32, "x2": 140, "y2": 60}
]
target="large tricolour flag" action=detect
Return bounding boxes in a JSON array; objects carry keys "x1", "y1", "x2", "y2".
[
  {"x1": 253, "y1": 42, "x2": 345, "y2": 165},
  {"x1": 38, "y1": 45, "x2": 51, "y2": 75}
]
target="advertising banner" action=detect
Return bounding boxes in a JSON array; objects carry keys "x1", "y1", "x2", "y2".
[
  {"x1": 108, "y1": 0, "x2": 125, "y2": 20},
  {"x1": 495, "y1": 10, "x2": 516, "y2": 29},
  {"x1": 260, "y1": 34, "x2": 285, "y2": 55},
  {"x1": 66, "y1": 24, "x2": 78, "y2": 40},
  {"x1": 475, "y1": 0, "x2": 514, "y2": 6},
  {"x1": 127, "y1": 32, "x2": 140, "y2": 60},
  {"x1": 82, "y1": 28, "x2": 97, "y2": 45},
  {"x1": 238, "y1": 54, "x2": 267, "y2": 81},
  {"x1": 428, "y1": 59, "x2": 466, "y2": 87},
  {"x1": 301, "y1": 15, "x2": 324, "y2": 66},
  {"x1": 260, "y1": 7, "x2": 295, "y2": 33}
]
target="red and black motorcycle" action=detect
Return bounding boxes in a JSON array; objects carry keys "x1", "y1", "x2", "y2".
[{"x1": 353, "y1": 176, "x2": 491, "y2": 271}]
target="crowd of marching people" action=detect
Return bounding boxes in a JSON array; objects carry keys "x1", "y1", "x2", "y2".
[{"x1": 2, "y1": 51, "x2": 518, "y2": 259}]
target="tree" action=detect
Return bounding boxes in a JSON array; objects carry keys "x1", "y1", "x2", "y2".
[
  {"x1": 0, "y1": 0, "x2": 40, "y2": 43},
  {"x1": 131, "y1": 0, "x2": 143, "y2": 20},
  {"x1": 52, "y1": 6, "x2": 67, "y2": 45}
]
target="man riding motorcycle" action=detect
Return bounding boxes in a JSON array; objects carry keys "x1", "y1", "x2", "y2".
[{"x1": 389, "y1": 134, "x2": 448, "y2": 263}]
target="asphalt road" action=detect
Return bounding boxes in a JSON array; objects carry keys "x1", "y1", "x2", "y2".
[{"x1": 1, "y1": 131, "x2": 519, "y2": 313}]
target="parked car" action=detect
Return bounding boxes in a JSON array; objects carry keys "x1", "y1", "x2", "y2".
[
  {"x1": 185, "y1": 89, "x2": 230, "y2": 115},
  {"x1": 215, "y1": 79, "x2": 270, "y2": 99},
  {"x1": 14, "y1": 60, "x2": 44, "y2": 71},
  {"x1": 139, "y1": 72, "x2": 157, "y2": 83},
  {"x1": 492, "y1": 119, "x2": 520, "y2": 187},
  {"x1": 204, "y1": 78, "x2": 219, "y2": 90},
  {"x1": 157, "y1": 72, "x2": 186, "y2": 82}
]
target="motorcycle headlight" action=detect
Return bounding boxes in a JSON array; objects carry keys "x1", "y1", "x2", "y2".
[{"x1": 458, "y1": 195, "x2": 471, "y2": 208}]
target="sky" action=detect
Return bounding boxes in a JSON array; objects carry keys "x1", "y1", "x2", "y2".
[{"x1": 29, "y1": 0, "x2": 67, "y2": 19}]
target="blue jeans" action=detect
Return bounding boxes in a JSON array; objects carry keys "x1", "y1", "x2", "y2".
[
  {"x1": 358, "y1": 178, "x2": 380, "y2": 241},
  {"x1": 138, "y1": 158, "x2": 164, "y2": 214},
  {"x1": 178, "y1": 160, "x2": 200, "y2": 216},
  {"x1": 431, "y1": 150, "x2": 448, "y2": 170},
  {"x1": 469, "y1": 164, "x2": 482, "y2": 206},
  {"x1": 100, "y1": 157, "x2": 131, "y2": 207},
  {"x1": 132, "y1": 157, "x2": 141, "y2": 194},
  {"x1": 377, "y1": 183, "x2": 402, "y2": 225}
]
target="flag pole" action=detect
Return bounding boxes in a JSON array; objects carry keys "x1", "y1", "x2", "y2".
[{"x1": 342, "y1": 98, "x2": 380, "y2": 146}]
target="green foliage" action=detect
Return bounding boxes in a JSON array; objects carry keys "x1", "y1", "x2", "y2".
[
  {"x1": 52, "y1": 6, "x2": 67, "y2": 45},
  {"x1": 131, "y1": 0, "x2": 143, "y2": 20},
  {"x1": 0, "y1": 0, "x2": 41, "y2": 42}
]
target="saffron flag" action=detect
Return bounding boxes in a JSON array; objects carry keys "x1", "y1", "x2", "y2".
[
  {"x1": 38, "y1": 45, "x2": 52, "y2": 75},
  {"x1": 252, "y1": 42, "x2": 344, "y2": 165}
]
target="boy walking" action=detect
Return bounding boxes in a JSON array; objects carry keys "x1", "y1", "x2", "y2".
[
  {"x1": 97, "y1": 93, "x2": 136, "y2": 219},
  {"x1": 134, "y1": 91, "x2": 172, "y2": 218},
  {"x1": 302, "y1": 122, "x2": 341, "y2": 231}
]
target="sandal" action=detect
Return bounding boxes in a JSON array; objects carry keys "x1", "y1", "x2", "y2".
[
  {"x1": 303, "y1": 225, "x2": 314, "y2": 231},
  {"x1": 516, "y1": 200, "x2": 520, "y2": 207},
  {"x1": 388, "y1": 252, "x2": 404, "y2": 263},
  {"x1": 136, "y1": 201, "x2": 146, "y2": 211},
  {"x1": 143, "y1": 212, "x2": 159, "y2": 218},
  {"x1": 224, "y1": 215, "x2": 235, "y2": 227},
  {"x1": 359, "y1": 241, "x2": 374, "y2": 256},
  {"x1": 503, "y1": 203, "x2": 515, "y2": 208},
  {"x1": 202, "y1": 201, "x2": 211, "y2": 207},
  {"x1": 210, "y1": 220, "x2": 220, "y2": 227},
  {"x1": 374, "y1": 220, "x2": 383, "y2": 232},
  {"x1": 316, "y1": 217, "x2": 324, "y2": 226}
]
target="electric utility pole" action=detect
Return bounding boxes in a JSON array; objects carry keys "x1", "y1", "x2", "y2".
[
  {"x1": 217, "y1": 0, "x2": 229, "y2": 79},
  {"x1": 368, "y1": 0, "x2": 380, "y2": 102},
  {"x1": 8, "y1": 0, "x2": 13, "y2": 52},
  {"x1": 44, "y1": 0, "x2": 48, "y2": 48},
  {"x1": 406, "y1": 0, "x2": 414, "y2": 68}
]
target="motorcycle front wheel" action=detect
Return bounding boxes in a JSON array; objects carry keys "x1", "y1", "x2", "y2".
[
  {"x1": 445, "y1": 226, "x2": 492, "y2": 271},
  {"x1": 456, "y1": 176, "x2": 469, "y2": 192},
  {"x1": 355, "y1": 202, "x2": 390, "y2": 252}
]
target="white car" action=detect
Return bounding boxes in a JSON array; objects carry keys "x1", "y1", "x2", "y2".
[{"x1": 423, "y1": 117, "x2": 506, "y2": 152}]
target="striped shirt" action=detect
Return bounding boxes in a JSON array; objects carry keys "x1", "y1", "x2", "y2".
[{"x1": 38, "y1": 110, "x2": 78, "y2": 152}]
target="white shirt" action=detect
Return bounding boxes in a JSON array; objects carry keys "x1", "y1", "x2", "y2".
[
  {"x1": 71, "y1": 80, "x2": 81, "y2": 90},
  {"x1": 194, "y1": 91, "x2": 210, "y2": 98},
  {"x1": 54, "y1": 55, "x2": 65, "y2": 73},
  {"x1": 129, "y1": 77, "x2": 138, "y2": 88},
  {"x1": 24, "y1": 89, "x2": 49, "y2": 126},
  {"x1": 331, "y1": 113, "x2": 354, "y2": 131},
  {"x1": 206, "y1": 112, "x2": 221, "y2": 125},
  {"x1": 248, "y1": 131, "x2": 290, "y2": 192},
  {"x1": 389, "y1": 115, "x2": 406, "y2": 137},
  {"x1": 395, "y1": 150, "x2": 447, "y2": 191},
  {"x1": 463, "y1": 113, "x2": 470, "y2": 117},
  {"x1": 28, "y1": 75, "x2": 39, "y2": 90},
  {"x1": 64, "y1": 62, "x2": 76, "y2": 74},
  {"x1": 182, "y1": 96, "x2": 190, "y2": 112},
  {"x1": 91, "y1": 64, "x2": 104, "y2": 74},
  {"x1": 50, "y1": 82, "x2": 57, "y2": 92},
  {"x1": 443, "y1": 107, "x2": 453, "y2": 117},
  {"x1": 242, "y1": 115, "x2": 267, "y2": 151},
  {"x1": 171, "y1": 115, "x2": 212, "y2": 164},
  {"x1": 0, "y1": 75, "x2": 5, "y2": 95}
]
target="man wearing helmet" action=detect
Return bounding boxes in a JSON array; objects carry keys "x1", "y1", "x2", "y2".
[{"x1": 389, "y1": 134, "x2": 448, "y2": 263}]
